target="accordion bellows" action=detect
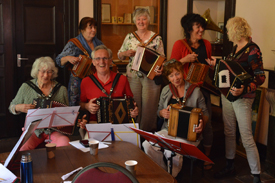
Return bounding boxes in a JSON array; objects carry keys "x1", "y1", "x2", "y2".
[
  {"x1": 132, "y1": 46, "x2": 165, "y2": 80},
  {"x1": 96, "y1": 97, "x2": 134, "y2": 124},
  {"x1": 168, "y1": 104, "x2": 202, "y2": 142},
  {"x1": 213, "y1": 59, "x2": 252, "y2": 102},
  {"x1": 71, "y1": 55, "x2": 95, "y2": 79}
]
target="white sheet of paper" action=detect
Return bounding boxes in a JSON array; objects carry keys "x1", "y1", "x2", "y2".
[
  {"x1": 112, "y1": 123, "x2": 140, "y2": 147},
  {"x1": 69, "y1": 140, "x2": 108, "y2": 152},
  {"x1": 86, "y1": 123, "x2": 112, "y2": 141},
  {"x1": 25, "y1": 106, "x2": 80, "y2": 129},
  {"x1": 0, "y1": 163, "x2": 17, "y2": 182},
  {"x1": 4, "y1": 120, "x2": 41, "y2": 167}
]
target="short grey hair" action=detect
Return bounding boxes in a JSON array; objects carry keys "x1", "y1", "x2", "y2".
[
  {"x1": 133, "y1": 8, "x2": 150, "y2": 24},
  {"x1": 31, "y1": 56, "x2": 58, "y2": 79},
  {"x1": 91, "y1": 45, "x2": 113, "y2": 59}
]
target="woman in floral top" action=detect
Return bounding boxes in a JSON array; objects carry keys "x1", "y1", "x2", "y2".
[{"x1": 117, "y1": 8, "x2": 165, "y2": 133}]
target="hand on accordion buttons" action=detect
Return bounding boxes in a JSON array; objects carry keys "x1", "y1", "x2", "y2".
[
  {"x1": 155, "y1": 65, "x2": 163, "y2": 76},
  {"x1": 86, "y1": 98, "x2": 100, "y2": 114},
  {"x1": 68, "y1": 56, "x2": 80, "y2": 65},
  {"x1": 230, "y1": 85, "x2": 244, "y2": 96},
  {"x1": 130, "y1": 102, "x2": 139, "y2": 118},
  {"x1": 78, "y1": 114, "x2": 87, "y2": 129},
  {"x1": 195, "y1": 119, "x2": 203, "y2": 133},
  {"x1": 184, "y1": 53, "x2": 198, "y2": 63}
]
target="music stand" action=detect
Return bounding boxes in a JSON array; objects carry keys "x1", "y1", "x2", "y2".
[
  {"x1": 129, "y1": 127, "x2": 213, "y2": 183},
  {"x1": 24, "y1": 106, "x2": 80, "y2": 142}
]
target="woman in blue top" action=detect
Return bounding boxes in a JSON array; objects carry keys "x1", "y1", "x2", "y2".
[{"x1": 56, "y1": 17, "x2": 103, "y2": 106}]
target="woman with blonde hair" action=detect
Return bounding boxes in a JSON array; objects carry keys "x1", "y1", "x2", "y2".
[{"x1": 207, "y1": 17, "x2": 265, "y2": 183}]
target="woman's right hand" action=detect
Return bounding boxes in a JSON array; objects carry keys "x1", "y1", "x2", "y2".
[
  {"x1": 67, "y1": 56, "x2": 80, "y2": 65},
  {"x1": 159, "y1": 106, "x2": 170, "y2": 119},
  {"x1": 124, "y1": 50, "x2": 136, "y2": 57},
  {"x1": 179, "y1": 53, "x2": 198, "y2": 64},
  {"x1": 15, "y1": 104, "x2": 35, "y2": 113}
]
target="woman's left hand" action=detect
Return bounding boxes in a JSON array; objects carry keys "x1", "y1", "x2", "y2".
[
  {"x1": 230, "y1": 85, "x2": 244, "y2": 96},
  {"x1": 77, "y1": 114, "x2": 87, "y2": 129},
  {"x1": 130, "y1": 102, "x2": 139, "y2": 118},
  {"x1": 155, "y1": 65, "x2": 163, "y2": 76},
  {"x1": 195, "y1": 119, "x2": 203, "y2": 133}
]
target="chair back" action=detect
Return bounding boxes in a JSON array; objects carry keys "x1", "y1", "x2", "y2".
[{"x1": 72, "y1": 162, "x2": 139, "y2": 183}]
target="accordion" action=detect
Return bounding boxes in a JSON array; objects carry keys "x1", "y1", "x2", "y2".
[
  {"x1": 185, "y1": 63, "x2": 220, "y2": 95},
  {"x1": 96, "y1": 96, "x2": 134, "y2": 124},
  {"x1": 132, "y1": 46, "x2": 166, "y2": 80},
  {"x1": 70, "y1": 55, "x2": 95, "y2": 79},
  {"x1": 32, "y1": 98, "x2": 75, "y2": 135},
  {"x1": 213, "y1": 59, "x2": 252, "y2": 102},
  {"x1": 168, "y1": 104, "x2": 202, "y2": 142}
]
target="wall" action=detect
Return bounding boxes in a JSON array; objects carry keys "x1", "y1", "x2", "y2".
[{"x1": 79, "y1": 0, "x2": 94, "y2": 21}]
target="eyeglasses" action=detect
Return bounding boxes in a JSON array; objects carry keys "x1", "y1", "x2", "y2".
[
  {"x1": 39, "y1": 70, "x2": 54, "y2": 75},
  {"x1": 93, "y1": 57, "x2": 109, "y2": 62},
  {"x1": 163, "y1": 59, "x2": 177, "y2": 67}
]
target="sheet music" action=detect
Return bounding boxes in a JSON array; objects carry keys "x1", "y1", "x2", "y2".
[
  {"x1": 86, "y1": 123, "x2": 112, "y2": 141},
  {"x1": 24, "y1": 106, "x2": 80, "y2": 129},
  {"x1": 69, "y1": 140, "x2": 108, "y2": 153},
  {"x1": 4, "y1": 120, "x2": 41, "y2": 167},
  {"x1": 0, "y1": 164, "x2": 17, "y2": 182},
  {"x1": 112, "y1": 123, "x2": 140, "y2": 147}
]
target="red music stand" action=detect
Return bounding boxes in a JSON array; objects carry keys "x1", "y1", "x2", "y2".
[{"x1": 129, "y1": 127, "x2": 214, "y2": 183}]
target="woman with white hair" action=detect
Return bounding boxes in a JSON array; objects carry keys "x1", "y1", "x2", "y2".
[
  {"x1": 9, "y1": 56, "x2": 70, "y2": 151},
  {"x1": 206, "y1": 17, "x2": 265, "y2": 183},
  {"x1": 117, "y1": 8, "x2": 165, "y2": 133}
]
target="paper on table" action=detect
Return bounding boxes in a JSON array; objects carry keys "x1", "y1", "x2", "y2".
[
  {"x1": 61, "y1": 167, "x2": 83, "y2": 180},
  {"x1": 0, "y1": 164, "x2": 17, "y2": 183},
  {"x1": 69, "y1": 140, "x2": 108, "y2": 152},
  {"x1": 25, "y1": 106, "x2": 80, "y2": 129}
]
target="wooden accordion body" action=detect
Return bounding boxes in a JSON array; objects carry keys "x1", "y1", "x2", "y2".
[
  {"x1": 96, "y1": 96, "x2": 134, "y2": 124},
  {"x1": 32, "y1": 98, "x2": 75, "y2": 135},
  {"x1": 213, "y1": 59, "x2": 252, "y2": 102},
  {"x1": 132, "y1": 46, "x2": 165, "y2": 80},
  {"x1": 168, "y1": 103, "x2": 202, "y2": 142},
  {"x1": 71, "y1": 55, "x2": 95, "y2": 79}
]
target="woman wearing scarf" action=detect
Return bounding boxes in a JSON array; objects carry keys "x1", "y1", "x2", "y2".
[{"x1": 56, "y1": 17, "x2": 103, "y2": 106}]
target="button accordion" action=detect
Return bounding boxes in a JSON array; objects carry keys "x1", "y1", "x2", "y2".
[
  {"x1": 71, "y1": 55, "x2": 95, "y2": 79},
  {"x1": 168, "y1": 104, "x2": 202, "y2": 142},
  {"x1": 32, "y1": 98, "x2": 75, "y2": 135},
  {"x1": 96, "y1": 96, "x2": 134, "y2": 124},
  {"x1": 132, "y1": 46, "x2": 166, "y2": 80},
  {"x1": 213, "y1": 59, "x2": 252, "y2": 102}
]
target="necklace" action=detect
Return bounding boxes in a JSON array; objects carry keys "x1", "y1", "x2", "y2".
[{"x1": 36, "y1": 80, "x2": 53, "y2": 98}]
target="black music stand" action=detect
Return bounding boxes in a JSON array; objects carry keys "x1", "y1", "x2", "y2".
[{"x1": 129, "y1": 127, "x2": 213, "y2": 183}]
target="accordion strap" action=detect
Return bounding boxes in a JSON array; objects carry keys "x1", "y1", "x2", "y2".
[
  {"x1": 69, "y1": 38, "x2": 90, "y2": 58},
  {"x1": 25, "y1": 80, "x2": 62, "y2": 99},
  {"x1": 89, "y1": 73, "x2": 121, "y2": 98},
  {"x1": 132, "y1": 32, "x2": 159, "y2": 47},
  {"x1": 230, "y1": 42, "x2": 258, "y2": 60},
  {"x1": 180, "y1": 39, "x2": 199, "y2": 63},
  {"x1": 169, "y1": 83, "x2": 198, "y2": 106}
]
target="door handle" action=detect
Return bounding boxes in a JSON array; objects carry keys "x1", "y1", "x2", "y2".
[{"x1": 17, "y1": 54, "x2": 29, "y2": 67}]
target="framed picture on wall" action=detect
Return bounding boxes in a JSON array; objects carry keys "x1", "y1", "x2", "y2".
[
  {"x1": 102, "y1": 4, "x2": 111, "y2": 23},
  {"x1": 217, "y1": 22, "x2": 224, "y2": 43}
]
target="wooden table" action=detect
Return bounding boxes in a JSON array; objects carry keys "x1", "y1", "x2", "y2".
[{"x1": 1, "y1": 141, "x2": 176, "y2": 183}]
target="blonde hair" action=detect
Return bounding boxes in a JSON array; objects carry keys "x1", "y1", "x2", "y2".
[
  {"x1": 226, "y1": 17, "x2": 252, "y2": 42},
  {"x1": 31, "y1": 56, "x2": 58, "y2": 79},
  {"x1": 132, "y1": 8, "x2": 150, "y2": 24}
]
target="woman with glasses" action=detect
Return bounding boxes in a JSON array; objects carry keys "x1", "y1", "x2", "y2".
[
  {"x1": 9, "y1": 56, "x2": 70, "y2": 151},
  {"x1": 56, "y1": 17, "x2": 103, "y2": 106},
  {"x1": 117, "y1": 8, "x2": 165, "y2": 133},
  {"x1": 206, "y1": 17, "x2": 265, "y2": 183},
  {"x1": 170, "y1": 13, "x2": 214, "y2": 169},
  {"x1": 142, "y1": 60, "x2": 209, "y2": 177}
]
